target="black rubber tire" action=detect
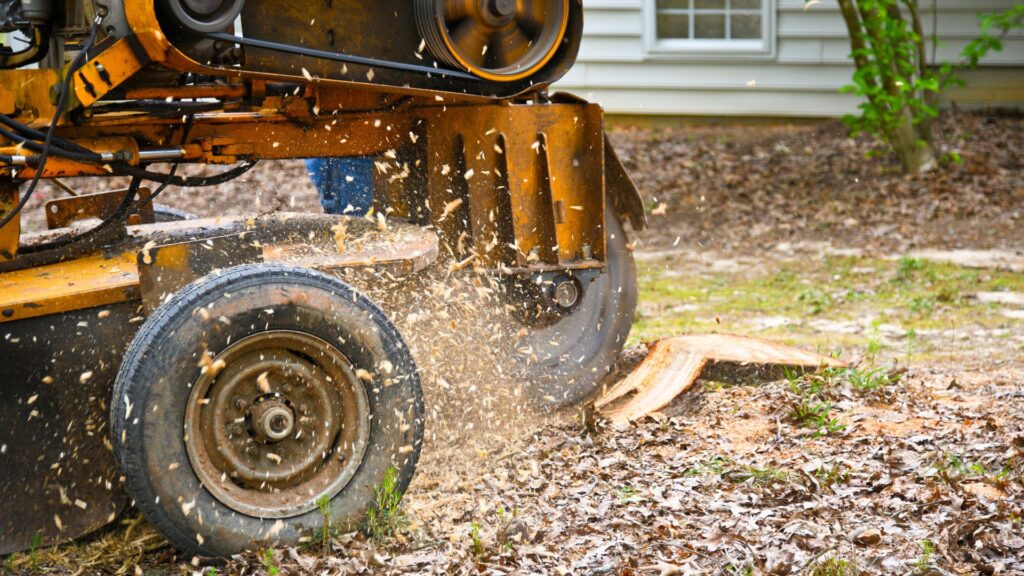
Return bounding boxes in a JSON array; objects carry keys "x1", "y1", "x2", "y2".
[
  {"x1": 518, "y1": 203, "x2": 637, "y2": 408},
  {"x1": 110, "y1": 264, "x2": 424, "y2": 558},
  {"x1": 152, "y1": 204, "x2": 196, "y2": 222}
]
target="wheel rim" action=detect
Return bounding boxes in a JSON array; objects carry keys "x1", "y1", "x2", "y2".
[
  {"x1": 415, "y1": 0, "x2": 570, "y2": 81},
  {"x1": 184, "y1": 331, "x2": 369, "y2": 519}
]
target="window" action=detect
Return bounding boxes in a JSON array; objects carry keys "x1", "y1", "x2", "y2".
[{"x1": 646, "y1": 0, "x2": 775, "y2": 57}]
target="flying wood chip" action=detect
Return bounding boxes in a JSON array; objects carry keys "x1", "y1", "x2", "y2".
[{"x1": 596, "y1": 334, "x2": 847, "y2": 426}]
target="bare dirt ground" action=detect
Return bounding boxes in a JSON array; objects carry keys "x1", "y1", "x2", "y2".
[{"x1": 7, "y1": 113, "x2": 1024, "y2": 575}]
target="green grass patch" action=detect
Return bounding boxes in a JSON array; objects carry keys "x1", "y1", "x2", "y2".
[{"x1": 632, "y1": 253, "x2": 1024, "y2": 364}]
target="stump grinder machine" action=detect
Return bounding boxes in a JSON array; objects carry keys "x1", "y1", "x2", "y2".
[{"x1": 0, "y1": 0, "x2": 644, "y2": 557}]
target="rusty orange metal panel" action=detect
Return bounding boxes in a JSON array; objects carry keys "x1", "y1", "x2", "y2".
[
  {"x1": 502, "y1": 128, "x2": 558, "y2": 266},
  {"x1": 421, "y1": 102, "x2": 605, "y2": 270},
  {"x1": 0, "y1": 252, "x2": 140, "y2": 323},
  {"x1": 0, "y1": 84, "x2": 13, "y2": 115},
  {"x1": 541, "y1": 103, "x2": 606, "y2": 263}
]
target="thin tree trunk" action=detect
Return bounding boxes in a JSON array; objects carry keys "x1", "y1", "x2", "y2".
[
  {"x1": 890, "y1": 110, "x2": 937, "y2": 173},
  {"x1": 904, "y1": 0, "x2": 937, "y2": 140},
  {"x1": 840, "y1": 0, "x2": 937, "y2": 173}
]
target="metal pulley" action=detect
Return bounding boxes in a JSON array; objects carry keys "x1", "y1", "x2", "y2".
[
  {"x1": 415, "y1": 0, "x2": 569, "y2": 82},
  {"x1": 161, "y1": 0, "x2": 244, "y2": 34}
]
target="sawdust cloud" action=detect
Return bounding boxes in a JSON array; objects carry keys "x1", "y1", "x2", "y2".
[{"x1": 350, "y1": 267, "x2": 563, "y2": 501}]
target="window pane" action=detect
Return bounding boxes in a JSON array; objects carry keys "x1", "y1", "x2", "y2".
[
  {"x1": 694, "y1": 14, "x2": 726, "y2": 38},
  {"x1": 731, "y1": 14, "x2": 762, "y2": 38},
  {"x1": 657, "y1": 14, "x2": 691, "y2": 38},
  {"x1": 694, "y1": 0, "x2": 725, "y2": 9},
  {"x1": 732, "y1": 0, "x2": 761, "y2": 9},
  {"x1": 657, "y1": 0, "x2": 689, "y2": 8}
]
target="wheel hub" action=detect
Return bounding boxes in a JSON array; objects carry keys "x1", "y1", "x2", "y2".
[
  {"x1": 249, "y1": 398, "x2": 295, "y2": 442},
  {"x1": 184, "y1": 331, "x2": 370, "y2": 518},
  {"x1": 486, "y1": 0, "x2": 515, "y2": 18}
]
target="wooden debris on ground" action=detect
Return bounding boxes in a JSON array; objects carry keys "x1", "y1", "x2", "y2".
[{"x1": 596, "y1": 334, "x2": 847, "y2": 426}]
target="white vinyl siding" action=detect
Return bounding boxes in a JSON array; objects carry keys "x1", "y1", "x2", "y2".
[{"x1": 556, "y1": 0, "x2": 1024, "y2": 116}]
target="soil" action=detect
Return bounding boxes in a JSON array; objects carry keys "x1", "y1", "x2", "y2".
[{"x1": 7, "y1": 113, "x2": 1024, "y2": 575}]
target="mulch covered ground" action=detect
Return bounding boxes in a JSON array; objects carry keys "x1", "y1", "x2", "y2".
[{"x1": 615, "y1": 112, "x2": 1024, "y2": 253}]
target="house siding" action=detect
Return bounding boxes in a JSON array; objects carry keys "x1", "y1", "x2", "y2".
[{"x1": 556, "y1": 0, "x2": 1024, "y2": 116}]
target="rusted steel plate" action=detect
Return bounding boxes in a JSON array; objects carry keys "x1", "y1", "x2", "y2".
[{"x1": 0, "y1": 303, "x2": 133, "y2": 555}]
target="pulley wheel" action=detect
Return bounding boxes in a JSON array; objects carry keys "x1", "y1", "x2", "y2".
[
  {"x1": 161, "y1": 0, "x2": 245, "y2": 34},
  {"x1": 415, "y1": 0, "x2": 570, "y2": 82}
]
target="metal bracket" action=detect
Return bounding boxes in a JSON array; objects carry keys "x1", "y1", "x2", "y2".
[{"x1": 44, "y1": 187, "x2": 154, "y2": 229}]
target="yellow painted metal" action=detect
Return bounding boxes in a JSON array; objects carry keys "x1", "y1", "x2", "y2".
[
  {"x1": 0, "y1": 251, "x2": 139, "y2": 323},
  {"x1": 0, "y1": 69, "x2": 60, "y2": 127},
  {"x1": 0, "y1": 183, "x2": 20, "y2": 261},
  {"x1": 0, "y1": 84, "x2": 13, "y2": 115},
  {"x1": 72, "y1": 37, "x2": 148, "y2": 108}
]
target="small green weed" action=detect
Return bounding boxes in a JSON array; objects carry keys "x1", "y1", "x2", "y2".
[
  {"x1": 914, "y1": 540, "x2": 935, "y2": 573},
  {"x1": 908, "y1": 295, "x2": 936, "y2": 315},
  {"x1": 865, "y1": 336, "x2": 884, "y2": 362},
  {"x1": 314, "y1": 493, "x2": 337, "y2": 555},
  {"x1": 468, "y1": 522, "x2": 485, "y2": 558},
  {"x1": 790, "y1": 397, "x2": 845, "y2": 437},
  {"x1": 684, "y1": 455, "x2": 729, "y2": 476},
  {"x1": 810, "y1": 556, "x2": 859, "y2": 576},
  {"x1": 843, "y1": 367, "x2": 901, "y2": 393},
  {"x1": 896, "y1": 257, "x2": 936, "y2": 282},
  {"x1": 686, "y1": 456, "x2": 794, "y2": 486},
  {"x1": 931, "y1": 453, "x2": 987, "y2": 479},
  {"x1": 28, "y1": 531, "x2": 41, "y2": 571},
  {"x1": 614, "y1": 485, "x2": 641, "y2": 503},
  {"x1": 814, "y1": 462, "x2": 850, "y2": 488},
  {"x1": 259, "y1": 548, "x2": 279, "y2": 576},
  {"x1": 724, "y1": 464, "x2": 793, "y2": 486},
  {"x1": 798, "y1": 288, "x2": 833, "y2": 314},
  {"x1": 363, "y1": 466, "x2": 409, "y2": 545}
]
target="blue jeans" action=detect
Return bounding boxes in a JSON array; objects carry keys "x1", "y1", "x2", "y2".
[{"x1": 305, "y1": 157, "x2": 375, "y2": 216}]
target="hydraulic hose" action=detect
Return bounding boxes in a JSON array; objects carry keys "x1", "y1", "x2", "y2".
[{"x1": 0, "y1": 20, "x2": 99, "y2": 233}]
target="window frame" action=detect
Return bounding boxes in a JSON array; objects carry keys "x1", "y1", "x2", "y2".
[{"x1": 643, "y1": 0, "x2": 777, "y2": 60}]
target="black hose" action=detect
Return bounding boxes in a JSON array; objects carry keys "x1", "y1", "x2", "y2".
[
  {"x1": 0, "y1": 113, "x2": 96, "y2": 155},
  {"x1": 0, "y1": 21, "x2": 99, "y2": 233},
  {"x1": 122, "y1": 115, "x2": 195, "y2": 218},
  {"x1": 0, "y1": 125, "x2": 111, "y2": 163},
  {"x1": 112, "y1": 159, "x2": 258, "y2": 187}
]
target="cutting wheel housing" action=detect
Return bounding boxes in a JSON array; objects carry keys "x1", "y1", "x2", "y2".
[{"x1": 415, "y1": 0, "x2": 570, "y2": 81}]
